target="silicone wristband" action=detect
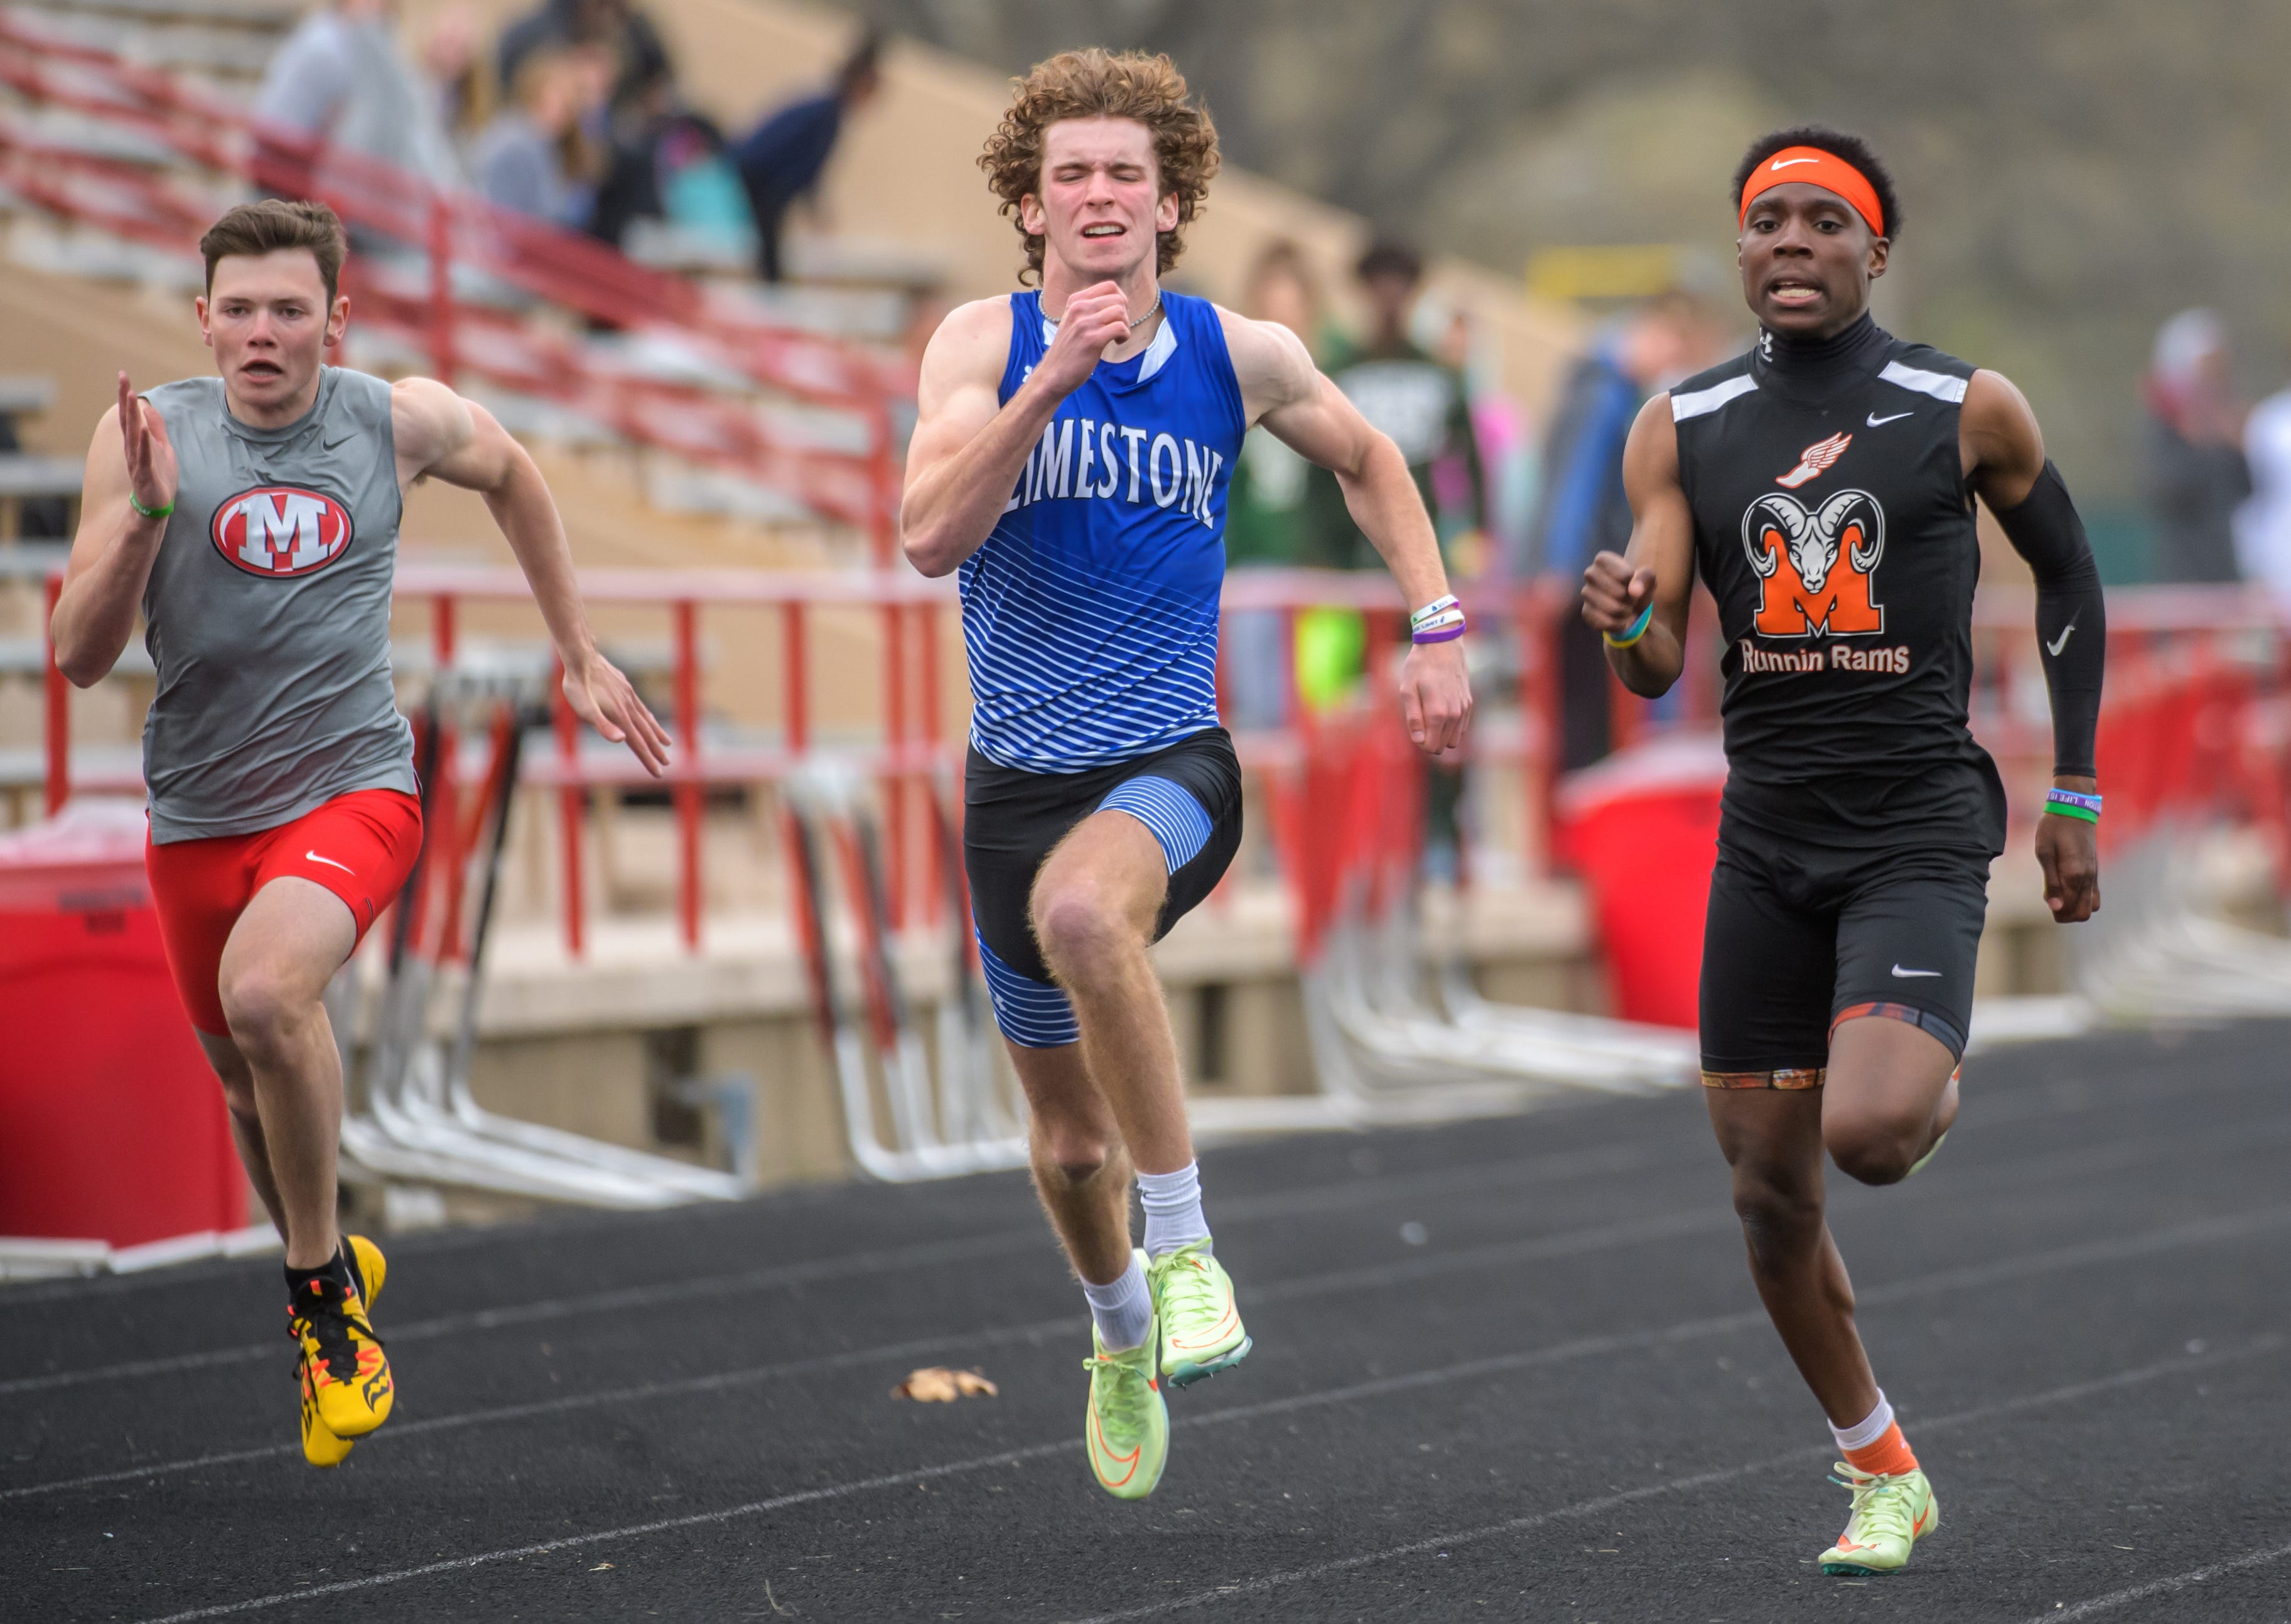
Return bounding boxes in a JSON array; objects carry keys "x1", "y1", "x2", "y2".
[
  {"x1": 1412, "y1": 621, "x2": 1467, "y2": 645},
  {"x1": 1410, "y1": 594, "x2": 1460, "y2": 629},
  {"x1": 2042, "y1": 800, "x2": 2100, "y2": 823},
  {"x1": 2046, "y1": 788, "x2": 2103, "y2": 812},
  {"x1": 127, "y1": 490, "x2": 175, "y2": 520},
  {"x1": 1602, "y1": 601, "x2": 1654, "y2": 648}
]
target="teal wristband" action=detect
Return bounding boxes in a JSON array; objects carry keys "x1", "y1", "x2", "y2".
[
  {"x1": 1603, "y1": 601, "x2": 1654, "y2": 649},
  {"x1": 127, "y1": 490, "x2": 175, "y2": 520}
]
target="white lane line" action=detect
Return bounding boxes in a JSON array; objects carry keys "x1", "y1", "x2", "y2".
[
  {"x1": 134, "y1": 1437, "x2": 1076, "y2": 1623},
  {"x1": 16, "y1": 1141, "x2": 2287, "y2": 1502},
  {"x1": 0, "y1": 1139, "x2": 1685, "y2": 1397},
  {"x1": 7, "y1": 1086, "x2": 2248, "y2": 1401},
  {"x1": 15, "y1": 1073, "x2": 2277, "y2": 1397},
  {"x1": 1062, "y1": 1334, "x2": 2291, "y2": 1623},
  {"x1": 2027, "y1": 1539, "x2": 2291, "y2": 1621},
  {"x1": 119, "y1": 1218, "x2": 2291, "y2": 1621},
  {"x1": 3, "y1": 1206, "x2": 1733, "y2": 1502}
]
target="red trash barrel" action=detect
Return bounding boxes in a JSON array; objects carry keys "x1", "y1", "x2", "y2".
[
  {"x1": 1555, "y1": 733, "x2": 1727, "y2": 1030},
  {"x1": 0, "y1": 803, "x2": 243, "y2": 1246}
]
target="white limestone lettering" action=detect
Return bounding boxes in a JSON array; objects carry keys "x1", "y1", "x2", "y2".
[{"x1": 1006, "y1": 414, "x2": 1225, "y2": 527}]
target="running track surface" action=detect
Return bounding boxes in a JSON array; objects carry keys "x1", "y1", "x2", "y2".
[{"x1": 7, "y1": 1023, "x2": 2290, "y2": 1623}]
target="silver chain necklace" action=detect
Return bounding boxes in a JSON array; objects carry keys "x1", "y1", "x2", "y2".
[{"x1": 1047, "y1": 293, "x2": 1163, "y2": 331}]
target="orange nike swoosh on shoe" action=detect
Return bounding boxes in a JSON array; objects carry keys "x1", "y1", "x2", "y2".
[
  {"x1": 1088, "y1": 1407, "x2": 1142, "y2": 1487},
  {"x1": 1168, "y1": 1304, "x2": 1240, "y2": 1351}
]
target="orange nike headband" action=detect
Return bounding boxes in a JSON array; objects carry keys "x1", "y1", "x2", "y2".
[{"x1": 1738, "y1": 146, "x2": 1885, "y2": 237}]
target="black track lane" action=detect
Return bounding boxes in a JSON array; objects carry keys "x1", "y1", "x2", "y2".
[{"x1": 7, "y1": 1023, "x2": 2290, "y2": 1623}]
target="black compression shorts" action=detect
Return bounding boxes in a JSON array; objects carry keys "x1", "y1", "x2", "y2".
[
  {"x1": 964, "y1": 728, "x2": 1243, "y2": 1048},
  {"x1": 1698, "y1": 829, "x2": 1988, "y2": 1086}
]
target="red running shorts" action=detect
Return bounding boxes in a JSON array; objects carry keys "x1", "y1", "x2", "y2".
[{"x1": 144, "y1": 788, "x2": 423, "y2": 1037}]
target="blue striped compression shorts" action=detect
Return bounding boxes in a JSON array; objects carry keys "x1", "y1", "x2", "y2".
[{"x1": 962, "y1": 728, "x2": 1243, "y2": 1048}]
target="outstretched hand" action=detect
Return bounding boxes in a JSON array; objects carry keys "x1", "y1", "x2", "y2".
[
  {"x1": 1580, "y1": 549, "x2": 1654, "y2": 637},
  {"x1": 1398, "y1": 639, "x2": 1472, "y2": 760},
  {"x1": 116, "y1": 371, "x2": 177, "y2": 518},
  {"x1": 1032, "y1": 282, "x2": 1138, "y2": 397},
  {"x1": 563, "y1": 652, "x2": 673, "y2": 778}
]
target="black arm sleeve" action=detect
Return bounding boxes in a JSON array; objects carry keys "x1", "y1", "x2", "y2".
[{"x1": 1991, "y1": 460, "x2": 2105, "y2": 778}]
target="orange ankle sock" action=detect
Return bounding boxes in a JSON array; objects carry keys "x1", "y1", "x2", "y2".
[{"x1": 1841, "y1": 1421, "x2": 1919, "y2": 1478}]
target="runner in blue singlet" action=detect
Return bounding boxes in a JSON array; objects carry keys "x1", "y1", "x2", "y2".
[{"x1": 901, "y1": 48, "x2": 1472, "y2": 1500}]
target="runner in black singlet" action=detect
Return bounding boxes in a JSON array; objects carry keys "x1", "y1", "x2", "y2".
[{"x1": 1578, "y1": 127, "x2": 2106, "y2": 1577}]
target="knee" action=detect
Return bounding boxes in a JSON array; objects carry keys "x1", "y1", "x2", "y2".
[
  {"x1": 1033, "y1": 1124, "x2": 1121, "y2": 1190},
  {"x1": 1030, "y1": 883, "x2": 1135, "y2": 984},
  {"x1": 218, "y1": 1076, "x2": 261, "y2": 1122},
  {"x1": 217, "y1": 962, "x2": 309, "y2": 1057},
  {"x1": 1730, "y1": 1172, "x2": 1823, "y2": 1267},
  {"x1": 1825, "y1": 1112, "x2": 1921, "y2": 1187}
]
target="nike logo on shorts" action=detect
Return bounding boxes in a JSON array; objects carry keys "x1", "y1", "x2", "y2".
[
  {"x1": 2047, "y1": 623, "x2": 2077, "y2": 657},
  {"x1": 1891, "y1": 964, "x2": 1942, "y2": 978},
  {"x1": 1866, "y1": 411, "x2": 1913, "y2": 426},
  {"x1": 306, "y1": 851, "x2": 355, "y2": 876}
]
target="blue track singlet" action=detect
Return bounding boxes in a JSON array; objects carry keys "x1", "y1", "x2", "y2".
[{"x1": 959, "y1": 289, "x2": 1247, "y2": 773}]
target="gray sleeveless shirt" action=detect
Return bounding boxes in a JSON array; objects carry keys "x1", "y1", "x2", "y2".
[{"x1": 141, "y1": 367, "x2": 416, "y2": 843}]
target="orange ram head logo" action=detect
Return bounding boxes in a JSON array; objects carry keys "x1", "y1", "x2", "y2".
[{"x1": 1740, "y1": 489, "x2": 1886, "y2": 637}]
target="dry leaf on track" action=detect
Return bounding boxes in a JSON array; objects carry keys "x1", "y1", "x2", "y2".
[{"x1": 890, "y1": 1367, "x2": 999, "y2": 1402}]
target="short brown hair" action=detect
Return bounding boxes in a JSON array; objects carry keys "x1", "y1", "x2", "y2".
[
  {"x1": 978, "y1": 50, "x2": 1219, "y2": 286},
  {"x1": 199, "y1": 198, "x2": 347, "y2": 304}
]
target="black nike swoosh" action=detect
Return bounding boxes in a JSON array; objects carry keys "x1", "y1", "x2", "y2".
[{"x1": 321, "y1": 436, "x2": 356, "y2": 451}]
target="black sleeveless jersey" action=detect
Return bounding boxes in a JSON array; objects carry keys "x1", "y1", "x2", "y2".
[{"x1": 1672, "y1": 324, "x2": 2006, "y2": 856}]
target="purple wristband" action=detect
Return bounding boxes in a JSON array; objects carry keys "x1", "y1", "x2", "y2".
[{"x1": 1412, "y1": 622, "x2": 1466, "y2": 645}]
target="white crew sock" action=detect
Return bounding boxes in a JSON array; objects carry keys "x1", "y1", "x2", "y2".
[
  {"x1": 1137, "y1": 1161, "x2": 1211, "y2": 1258},
  {"x1": 1081, "y1": 1253, "x2": 1152, "y2": 1352},
  {"x1": 1829, "y1": 1390, "x2": 1895, "y2": 1453}
]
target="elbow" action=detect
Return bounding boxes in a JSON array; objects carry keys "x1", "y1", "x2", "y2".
[
  {"x1": 898, "y1": 519, "x2": 961, "y2": 578},
  {"x1": 53, "y1": 643, "x2": 104, "y2": 689}
]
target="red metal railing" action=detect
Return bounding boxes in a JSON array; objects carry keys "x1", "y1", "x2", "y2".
[
  {"x1": 0, "y1": 13, "x2": 913, "y2": 557},
  {"x1": 36, "y1": 556, "x2": 2289, "y2": 952}
]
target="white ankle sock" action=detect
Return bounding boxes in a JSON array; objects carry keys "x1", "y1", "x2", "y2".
[
  {"x1": 1082, "y1": 1253, "x2": 1152, "y2": 1352},
  {"x1": 1830, "y1": 1391, "x2": 1895, "y2": 1453},
  {"x1": 1138, "y1": 1161, "x2": 1211, "y2": 1258}
]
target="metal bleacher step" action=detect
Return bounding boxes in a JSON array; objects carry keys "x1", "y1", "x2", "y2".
[{"x1": 23, "y1": 0, "x2": 297, "y2": 33}]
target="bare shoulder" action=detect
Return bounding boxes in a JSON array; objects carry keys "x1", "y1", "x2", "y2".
[
  {"x1": 1963, "y1": 367, "x2": 2038, "y2": 431},
  {"x1": 1961, "y1": 368, "x2": 2046, "y2": 494},
  {"x1": 389, "y1": 375, "x2": 474, "y2": 466},
  {"x1": 919, "y1": 296, "x2": 1016, "y2": 389},
  {"x1": 1214, "y1": 304, "x2": 1316, "y2": 419},
  {"x1": 1215, "y1": 304, "x2": 1312, "y2": 385},
  {"x1": 1622, "y1": 392, "x2": 1681, "y2": 482}
]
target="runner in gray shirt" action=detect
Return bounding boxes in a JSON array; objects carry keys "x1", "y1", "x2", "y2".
[{"x1": 50, "y1": 199, "x2": 668, "y2": 1466}]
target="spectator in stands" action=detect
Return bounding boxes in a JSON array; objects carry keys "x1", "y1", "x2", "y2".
[
  {"x1": 2236, "y1": 367, "x2": 2291, "y2": 603},
  {"x1": 1224, "y1": 240, "x2": 1327, "y2": 731},
  {"x1": 2144, "y1": 308, "x2": 2251, "y2": 584},
  {"x1": 1296, "y1": 241, "x2": 1485, "y2": 877},
  {"x1": 585, "y1": 68, "x2": 745, "y2": 255},
  {"x1": 467, "y1": 45, "x2": 609, "y2": 229},
  {"x1": 1528, "y1": 292, "x2": 1717, "y2": 768},
  {"x1": 497, "y1": 0, "x2": 671, "y2": 119},
  {"x1": 253, "y1": 0, "x2": 461, "y2": 191},
  {"x1": 420, "y1": 7, "x2": 492, "y2": 144},
  {"x1": 728, "y1": 30, "x2": 885, "y2": 282},
  {"x1": 1302, "y1": 240, "x2": 1483, "y2": 573}
]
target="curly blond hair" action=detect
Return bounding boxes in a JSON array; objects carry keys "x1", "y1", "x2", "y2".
[{"x1": 978, "y1": 49, "x2": 1221, "y2": 286}]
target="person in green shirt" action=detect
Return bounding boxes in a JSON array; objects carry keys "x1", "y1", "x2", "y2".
[
  {"x1": 1303, "y1": 239, "x2": 1485, "y2": 574},
  {"x1": 1223, "y1": 240, "x2": 1329, "y2": 729},
  {"x1": 1300, "y1": 240, "x2": 1486, "y2": 873}
]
